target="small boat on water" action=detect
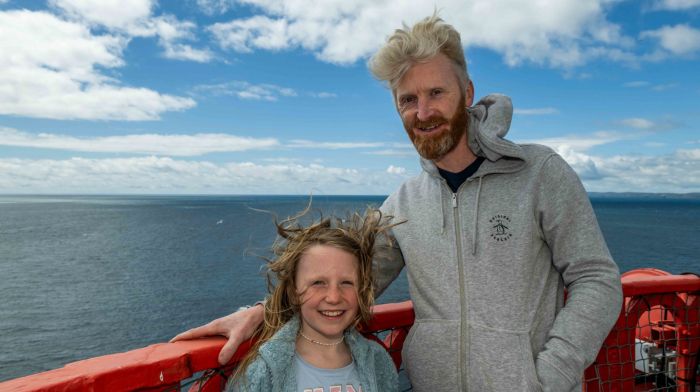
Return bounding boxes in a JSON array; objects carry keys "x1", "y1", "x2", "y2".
[{"x1": 1, "y1": 268, "x2": 698, "y2": 392}]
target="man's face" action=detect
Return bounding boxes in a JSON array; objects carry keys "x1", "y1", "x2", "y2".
[{"x1": 395, "y1": 54, "x2": 470, "y2": 161}]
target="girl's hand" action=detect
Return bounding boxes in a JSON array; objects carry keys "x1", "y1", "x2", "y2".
[{"x1": 170, "y1": 304, "x2": 264, "y2": 365}]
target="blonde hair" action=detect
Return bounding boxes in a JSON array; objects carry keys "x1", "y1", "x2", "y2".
[
  {"x1": 368, "y1": 13, "x2": 469, "y2": 94},
  {"x1": 233, "y1": 207, "x2": 397, "y2": 381}
]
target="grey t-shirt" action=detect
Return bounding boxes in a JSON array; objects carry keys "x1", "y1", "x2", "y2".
[{"x1": 294, "y1": 352, "x2": 363, "y2": 392}]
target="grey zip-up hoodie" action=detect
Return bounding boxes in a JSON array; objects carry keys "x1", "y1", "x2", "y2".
[{"x1": 375, "y1": 94, "x2": 622, "y2": 392}]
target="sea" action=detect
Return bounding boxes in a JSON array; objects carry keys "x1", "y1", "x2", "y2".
[{"x1": 0, "y1": 194, "x2": 698, "y2": 382}]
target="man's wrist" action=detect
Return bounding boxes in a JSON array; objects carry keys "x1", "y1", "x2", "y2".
[{"x1": 236, "y1": 300, "x2": 265, "y2": 313}]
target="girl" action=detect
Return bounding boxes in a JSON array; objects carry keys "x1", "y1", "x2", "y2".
[{"x1": 226, "y1": 209, "x2": 398, "y2": 392}]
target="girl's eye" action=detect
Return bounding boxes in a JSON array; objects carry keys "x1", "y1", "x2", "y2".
[
  {"x1": 312, "y1": 280, "x2": 325, "y2": 286},
  {"x1": 341, "y1": 280, "x2": 355, "y2": 286}
]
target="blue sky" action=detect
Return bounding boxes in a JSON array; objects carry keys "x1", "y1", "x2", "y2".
[{"x1": 0, "y1": 0, "x2": 699, "y2": 195}]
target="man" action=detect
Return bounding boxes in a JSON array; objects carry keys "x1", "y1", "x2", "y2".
[{"x1": 173, "y1": 15, "x2": 622, "y2": 392}]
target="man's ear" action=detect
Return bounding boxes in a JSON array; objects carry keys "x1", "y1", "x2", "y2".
[{"x1": 466, "y1": 80, "x2": 474, "y2": 107}]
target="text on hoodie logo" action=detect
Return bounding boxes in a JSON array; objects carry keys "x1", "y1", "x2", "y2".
[{"x1": 489, "y1": 214, "x2": 512, "y2": 242}]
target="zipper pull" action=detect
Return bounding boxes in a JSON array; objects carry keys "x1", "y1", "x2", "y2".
[{"x1": 452, "y1": 193, "x2": 457, "y2": 208}]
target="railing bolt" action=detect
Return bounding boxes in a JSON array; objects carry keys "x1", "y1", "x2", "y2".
[{"x1": 160, "y1": 371, "x2": 164, "y2": 382}]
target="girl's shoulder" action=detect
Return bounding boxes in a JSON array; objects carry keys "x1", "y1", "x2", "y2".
[
  {"x1": 346, "y1": 331, "x2": 399, "y2": 391},
  {"x1": 347, "y1": 330, "x2": 394, "y2": 364},
  {"x1": 225, "y1": 357, "x2": 273, "y2": 392}
]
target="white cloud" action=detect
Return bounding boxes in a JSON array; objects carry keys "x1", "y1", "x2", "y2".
[
  {"x1": 0, "y1": 157, "x2": 404, "y2": 195},
  {"x1": 623, "y1": 81, "x2": 651, "y2": 88},
  {"x1": 367, "y1": 143, "x2": 416, "y2": 156},
  {"x1": 676, "y1": 148, "x2": 700, "y2": 160},
  {"x1": 619, "y1": 118, "x2": 656, "y2": 129},
  {"x1": 2, "y1": 149, "x2": 698, "y2": 194},
  {"x1": 194, "y1": 81, "x2": 297, "y2": 101},
  {"x1": 580, "y1": 151, "x2": 700, "y2": 193},
  {"x1": 521, "y1": 133, "x2": 627, "y2": 181},
  {"x1": 152, "y1": 15, "x2": 214, "y2": 62},
  {"x1": 641, "y1": 24, "x2": 700, "y2": 57},
  {"x1": 0, "y1": 9, "x2": 196, "y2": 120},
  {"x1": 519, "y1": 132, "x2": 700, "y2": 192},
  {"x1": 644, "y1": 142, "x2": 666, "y2": 148},
  {"x1": 0, "y1": 128, "x2": 279, "y2": 156},
  {"x1": 49, "y1": 0, "x2": 154, "y2": 33},
  {"x1": 310, "y1": 92, "x2": 337, "y2": 99},
  {"x1": 51, "y1": 0, "x2": 213, "y2": 62},
  {"x1": 623, "y1": 81, "x2": 677, "y2": 91},
  {"x1": 288, "y1": 140, "x2": 384, "y2": 149},
  {"x1": 524, "y1": 132, "x2": 624, "y2": 153},
  {"x1": 617, "y1": 117, "x2": 679, "y2": 132},
  {"x1": 514, "y1": 107, "x2": 558, "y2": 115},
  {"x1": 651, "y1": 83, "x2": 678, "y2": 91},
  {"x1": 386, "y1": 165, "x2": 406, "y2": 175},
  {"x1": 194, "y1": 81, "x2": 334, "y2": 101},
  {"x1": 209, "y1": 15, "x2": 292, "y2": 53},
  {"x1": 651, "y1": 0, "x2": 700, "y2": 10},
  {"x1": 196, "y1": 0, "x2": 236, "y2": 16},
  {"x1": 208, "y1": 0, "x2": 634, "y2": 68},
  {"x1": 368, "y1": 149, "x2": 417, "y2": 157}
]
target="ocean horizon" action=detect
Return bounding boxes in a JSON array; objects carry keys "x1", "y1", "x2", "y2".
[{"x1": 1, "y1": 194, "x2": 698, "y2": 382}]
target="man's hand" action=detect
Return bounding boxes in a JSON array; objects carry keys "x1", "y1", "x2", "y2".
[{"x1": 170, "y1": 304, "x2": 265, "y2": 365}]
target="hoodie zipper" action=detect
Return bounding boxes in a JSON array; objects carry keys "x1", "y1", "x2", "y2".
[{"x1": 452, "y1": 191, "x2": 469, "y2": 392}]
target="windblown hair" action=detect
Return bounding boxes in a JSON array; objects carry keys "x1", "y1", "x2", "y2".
[
  {"x1": 368, "y1": 13, "x2": 469, "y2": 95},
  {"x1": 233, "y1": 206, "x2": 397, "y2": 381}
]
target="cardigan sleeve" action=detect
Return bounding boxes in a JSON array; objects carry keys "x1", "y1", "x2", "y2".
[{"x1": 371, "y1": 340, "x2": 399, "y2": 391}]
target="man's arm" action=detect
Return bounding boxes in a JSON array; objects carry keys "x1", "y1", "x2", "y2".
[
  {"x1": 170, "y1": 304, "x2": 264, "y2": 365},
  {"x1": 373, "y1": 205, "x2": 406, "y2": 298},
  {"x1": 534, "y1": 154, "x2": 623, "y2": 391}
]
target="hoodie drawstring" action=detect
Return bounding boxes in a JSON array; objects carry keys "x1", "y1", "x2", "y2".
[
  {"x1": 441, "y1": 191, "x2": 447, "y2": 234},
  {"x1": 471, "y1": 176, "x2": 483, "y2": 255}
]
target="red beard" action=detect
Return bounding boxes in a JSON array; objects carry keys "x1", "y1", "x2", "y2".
[{"x1": 403, "y1": 95, "x2": 469, "y2": 161}]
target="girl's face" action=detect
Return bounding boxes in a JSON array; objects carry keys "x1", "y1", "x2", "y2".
[{"x1": 295, "y1": 244, "x2": 359, "y2": 343}]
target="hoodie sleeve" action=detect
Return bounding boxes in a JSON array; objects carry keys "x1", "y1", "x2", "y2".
[{"x1": 533, "y1": 154, "x2": 623, "y2": 391}]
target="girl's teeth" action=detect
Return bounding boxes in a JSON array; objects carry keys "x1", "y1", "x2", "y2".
[{"x1": 321, "y1": 310, "x2": 343, "y2": 316}]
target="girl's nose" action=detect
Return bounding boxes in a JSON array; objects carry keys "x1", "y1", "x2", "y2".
[{"x1": 325, "y1": 285, "x2": 341, "y2": 303}]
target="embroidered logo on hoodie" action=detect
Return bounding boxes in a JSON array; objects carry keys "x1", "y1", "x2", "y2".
[{"x1": 489, "y1": 214, "x2": 512, "y2": 242}]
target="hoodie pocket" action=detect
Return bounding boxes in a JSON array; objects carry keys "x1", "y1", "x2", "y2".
[
  {"x1": 402, "y1": 319, "x2": 460, "y2": 391},
  {"x1": 469, "y1": 324, "x2": 542, "y2": 392}
]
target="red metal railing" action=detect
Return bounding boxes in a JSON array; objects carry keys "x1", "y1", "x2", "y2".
[
  {"x1": 584, "y1": 269, "x2": 700, "y2": 391},
  {"x1": 2, "y1": 269, "x2": 698, "y2": 392}
]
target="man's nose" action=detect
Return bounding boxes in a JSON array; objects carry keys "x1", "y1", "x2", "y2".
[{"x1": 416, "y1": 99, "x2": 434, "y2": 121}]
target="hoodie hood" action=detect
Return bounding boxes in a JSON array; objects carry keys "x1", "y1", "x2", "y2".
[
  {"x1": 419, "y1": 93, "x2": 526, "y2": 177},
  {"x1": 467, "y1": 94, "x2": 523, "y2": 162}
]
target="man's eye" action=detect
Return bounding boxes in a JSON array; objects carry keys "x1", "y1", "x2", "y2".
[
  {"x1": 400, "y1": 96, "x2": 416, "y2": 105},
  {"x1": 431, "y1": 89, "x2": 443, "y2": 96}
]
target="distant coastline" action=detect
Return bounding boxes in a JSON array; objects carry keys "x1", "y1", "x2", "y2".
[
  {"x1": 1, "y1": 192, "x2": 699, "y2": 201},
  {"x1": 588, "y1": 192, "x2": 700, "y2": 200}
]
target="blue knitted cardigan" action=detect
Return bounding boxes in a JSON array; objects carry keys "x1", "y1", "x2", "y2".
[{"x1": 225, "y1": 315, "x2": 398, "y2": 392}]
